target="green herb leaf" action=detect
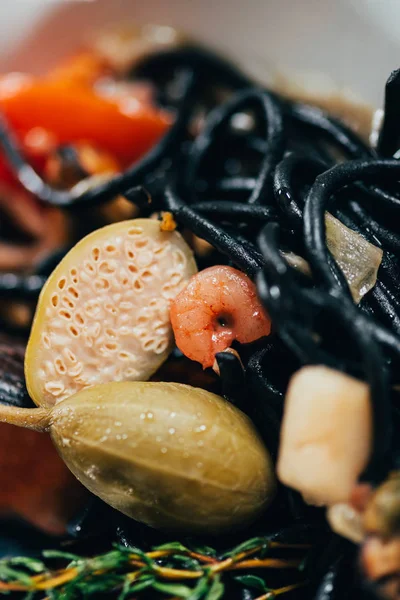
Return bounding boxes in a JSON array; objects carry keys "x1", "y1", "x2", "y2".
[
  {"x1": 9, "y1": 557, "x2": 46, "y2": 574},
  {"x1": 90, "y1": 550, "x2": 128, "y2": 572},
  {"x1": 0, "y1": 535, "x2": 312, "y2": 598},
  {"x1": 118, "y1": 577, "x2": 133, "y2": 600},
  {"x1": 42, "y1": 550, "x2": 82, "y2": 562},
  {"x1": 118, "y1": 576, "x2": 155, "y2": 600},
  {"x1": 205, "y1": 576, "x2": 225, "y2": 600},
  {"x1": 186, "y1": 575, "x2": 210, "y2": 600},
  {"x1": 191, "y1": 545, "x2": 217, "y2": 558},
  {"x1": 223, "y1": 537, "x2": 268, "y2": 558},
  {"x1": 0, "y1": 564, "x2": 33, "y2": 586},
  {"x1": 76, "y1": 574, "x2": 123, "y2": 595},
  {"x1": 234, "y1": 574, "x2": 269, "y2": 591},
  {"x1": 298, "y1": 553, "x2": 311, "y2": 573},
  {"x1": 117, "y1": 545, "x2": 154, "y2": 568},
  {"x1": 152, "y1": 581, "x2": 194, "y2": 597},
  {"x1": 169, "y1": 555, "x2": 201, "y2": 570},
  {"x1": 154, "y1": 542, "x2": 189, "y2": 552}
]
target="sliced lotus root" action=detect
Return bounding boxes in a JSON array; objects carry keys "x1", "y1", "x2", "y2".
[{"x1": 25, "y1": 219, "x2": 197, "y2": 407}]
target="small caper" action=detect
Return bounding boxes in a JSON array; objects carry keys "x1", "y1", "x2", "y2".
[{"x1": 363, "y1": 473, "x2": 400, "y2": 537}]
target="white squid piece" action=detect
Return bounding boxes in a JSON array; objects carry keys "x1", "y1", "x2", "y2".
[{"x1": 277, "y1": 365, "x2": 372, "y2": 506}]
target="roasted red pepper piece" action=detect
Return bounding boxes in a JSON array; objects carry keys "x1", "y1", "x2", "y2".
[
  {"x1": 0, "y1": 424, "x2": 88, "y2": 535},
  {"x1": 0, "y1": 76, "x2": 171, "y2": 167},
  {"x1": 0, "y1": 335, "x2": 88, "y2": 535}
]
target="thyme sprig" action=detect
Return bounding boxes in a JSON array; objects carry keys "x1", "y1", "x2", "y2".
[{"x1": 0, "y1": 537, "x2": 311, "y2": 599}]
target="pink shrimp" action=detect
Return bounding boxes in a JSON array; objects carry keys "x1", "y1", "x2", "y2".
[{"x1": 170, "y1": 265, "x2": 271, "y2": 369}]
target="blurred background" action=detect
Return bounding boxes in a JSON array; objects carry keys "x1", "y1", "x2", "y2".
[{"x1": 0, "y1": 0, "x2": 400, "y2": 106}]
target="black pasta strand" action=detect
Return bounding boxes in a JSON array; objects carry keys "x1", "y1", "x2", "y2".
[
  {"x1": 357, "y1": 182, "x2": 400, "y2": 221},
  {"x1": 131, "y1": 45, "x2": 253, "y2": 90},
  {"x1": 286, "y1": 102, "x2": 374, "y2": 159},
  {"x1": 313, "y1": 553, "x2": 353, "y2": 600},
  {"x1": 0, "y1": 114, "x2": 73, "y2": 206},
  {"x1": 377, "y1": 68, "x2": 400, "y2": 157},
  {"x1": 303, "y1": 159, "x2": 400, "y2": 294},
  {"x1": 256, "y1": 223, "x2": 336, "y2": 367},
  {"x1": 164, "y1": 185, "x2": 264, "y2": 275},
  {"x1": 295, "y1": 251, "x2": 400, "y2": 374},
  {"x1": 274, "y1": 153, "x2": 352, "y2": 295},
  {"x1": 274, "y1": 152, "x2": 400, "y2": 333},
  {"x1": 368, "y1": 281, "x2": 400, "y2": 335},
  {"x1": 215, "y1": 351, "x2": 246, "y2": 407},
  {"x1": 245, "y1": 347, "x2": 285, "y2": 409},
  {"x1": 274, "y1": 152, "x2": 329, "y2": 227},
  {"x1": 303, "y1": 160, "x2": 400, "y2": 340},
  {"x1": 191, "y1": 200, "x2": 277, "y2": 221},
  {"x1": 345, "y1": 197, "x2": 400, "y2": 254},
  {"x1": 223, "y1": 227, "x2": 265, "y2": 264},
  {"x1": 185, "y1": 87, "x2": 285, "y2": 205}
]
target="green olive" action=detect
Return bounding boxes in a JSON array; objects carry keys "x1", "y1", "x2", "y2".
[{"x1": 0, "y1": 382, "x2": 276, "y2": 533}]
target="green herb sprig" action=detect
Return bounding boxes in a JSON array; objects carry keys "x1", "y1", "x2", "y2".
[{"x1": 0, "y1": 537, "x2": 311, "y2": 599}]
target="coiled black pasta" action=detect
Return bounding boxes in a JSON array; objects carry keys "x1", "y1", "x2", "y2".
[
  {"x1": 345, "y1": 195, "x2": 400, "y2": 253},
  {"x1": 192, "y1": 200, "x2": 277, "y2": 221},
  {"x1": 285, "y1": 102, "x2": 374, "y2": 160},
  {"x1": 184, "y1": 88, "x2": 285, "y2": 205},
  {"x1": 215, "y1": 351, "x2": 246, "y2": 407},
  {"x1": 313, "y1": 552, "x2": 354, "y2": 600},
  {"x1": 164, "y1": 184, "x2": 264, "y2": 275},
  {"x1": 1, "y1": 43, "x2": 400, "y2": 599},
  {"x1": 377, "y1": 68, "x2": 400, "y2": 157},
  {"x1": 273, "y1": 152, "x2": 400, "y2": 333},
  {"x1": 130, "y1": 45, "x2": 253, "y2": 90},
  {"x1": 273, "y1": 152, "x2": 328, "y2": 227},
  {"x1": 303, "y1": 160, "x2": 400, "y2": 293}
]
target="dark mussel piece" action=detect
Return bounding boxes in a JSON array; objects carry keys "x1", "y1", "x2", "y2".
[{"x1": 0, "y1": 333, "x2": 33, "y2": 408}]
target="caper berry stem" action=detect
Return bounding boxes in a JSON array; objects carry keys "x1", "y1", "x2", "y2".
[
  {"x1": 254, "y1": 581, "x2": 308, "y2": 600},
  {"x1": 229, "y1": 558, "x2": 303, "y2": 570},
  {"x1": 0, "y1": 404, "x2": 50, "y2": 432}
]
